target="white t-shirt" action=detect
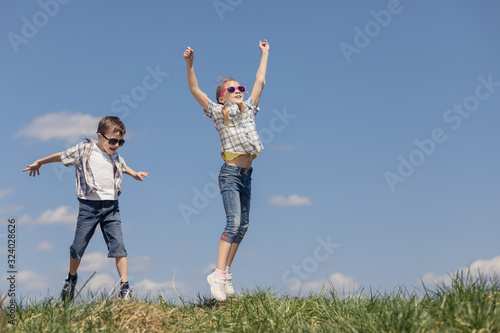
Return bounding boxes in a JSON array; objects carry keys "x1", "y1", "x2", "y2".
[{"x1": 82, "y1": 143, "x2": 118, "y2": 200}]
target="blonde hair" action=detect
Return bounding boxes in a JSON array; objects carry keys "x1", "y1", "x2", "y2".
[{"x1": 216, "y1": 77, "x2": 246, "y2": 129}]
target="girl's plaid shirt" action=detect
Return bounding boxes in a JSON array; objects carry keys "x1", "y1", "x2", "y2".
[
  {"x1": 204, "y1": 97, "x2": 264, "y2": 156},
  {"x1": 60, "y1": 139, "x2": 127, "y2": 198}
]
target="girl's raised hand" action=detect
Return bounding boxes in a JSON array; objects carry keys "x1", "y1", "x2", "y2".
[
  {"x1": 259, "y1": 39, "x2": 269, "y2": 53},
  {"x1": 184, "y1": 47, "x2": 194, "y2": 62}
]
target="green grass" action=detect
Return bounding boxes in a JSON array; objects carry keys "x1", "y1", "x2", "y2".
[{"x1": 2, "y1": 272, "x2": 499, "y2": 332}]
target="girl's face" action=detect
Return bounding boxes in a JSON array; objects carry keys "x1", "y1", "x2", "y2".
[{"x1": 218, "y1": 80, "x2": 244, "y2": 104}]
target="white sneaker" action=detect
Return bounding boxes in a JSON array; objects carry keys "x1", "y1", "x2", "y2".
[
  {"x1": 207, "y1": 272, "x2": 227, "y2": 301},
  {"x1": 224, "y1": 274, "x2": 235, "y2": 296}
]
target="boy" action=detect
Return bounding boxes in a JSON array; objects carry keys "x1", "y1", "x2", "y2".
[{"x1": 23, "y1": 116, "x2": 149, "y2": 301}]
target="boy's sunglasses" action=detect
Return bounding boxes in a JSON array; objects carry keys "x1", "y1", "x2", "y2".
[
  {"x1": 220, "y1": 85, "x2": 246, "y2": 97},
  {"x1": 99, "y1": 132, "x2": 125, "y2": 146}
]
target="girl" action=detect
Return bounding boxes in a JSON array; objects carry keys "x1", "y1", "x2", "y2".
[{"x1": 183, "y1": 40, "x2": 269, "y2": 301}]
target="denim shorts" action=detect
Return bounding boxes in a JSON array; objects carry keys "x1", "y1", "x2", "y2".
[
  {"x1": 70, "y1": 199, "x2": 127, "y2": 261},
  {"x1": 219, "y1": 163, "x2": 252, "y2": 244}
]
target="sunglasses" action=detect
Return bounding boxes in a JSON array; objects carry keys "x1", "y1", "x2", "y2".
[
  {"x1": 220, "y1": 85, "x2": 246, "y2": 97},
  {"x1": 99, "y1": 132, "x2": 125, "y2": 146}
]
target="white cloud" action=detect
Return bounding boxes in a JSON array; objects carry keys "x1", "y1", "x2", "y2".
[
  {"x1": 78, "y1": 252, "x2": 114, "y2": 273},
  {"x1": 20, "y1": 206, "x2": 78, "y2": 227},
  {"x1": 77, "y1": 253, "x2": 155, "y2": 274},
  {"x1": 134, "y1": 278, "x2": 191, "y2": 296},
  {"x1": 468, "y1": 256, "x2": 500, "y2": 276},
  {"x1": 16, "y1": 111, "x2": 100, "y2": 144},
  {"x1": 87, "y1": 273, "x2": 119, "y2": 293},
  {"x1": 0, "y1": 189, "x2": 14, "y2": 199},
  {"x1": 39, "y1": 206, "x2": 78, "y2": 225},
  {"x1": 11, "y1": 270, "x2": 52, "y2": 292},
  {"x1": 135, "y1": 279, "x2": 172, "y2": 291},
  {"x1": 288, "y1": 273, "x2": 359, "y2": 294},
  {"x1": 421, "y1": 255, "x2": 500, "y2": 287},
  {"x1": 35, "y1": 241, "x2": 54, "y2": 251},
  {"x1": 269, "y1": 195, "x2": 312, "y2": 206}
]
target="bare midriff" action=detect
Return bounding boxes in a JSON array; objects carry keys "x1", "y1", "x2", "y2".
[{"x1": 225, "y1": 153, "x2": 255, "y2": 169}]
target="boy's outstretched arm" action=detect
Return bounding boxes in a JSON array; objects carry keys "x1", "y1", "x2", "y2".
[
  {"x1": 124, "y1": 165, "x2": 150, "y2": 182},
  {"x1": 23, "y1": 152, "x2": 62, "y2": 177},
  {"x1": 250, "y1": 39, "x2": 269, "y2": 107},
  {"x1": 184, "y1": 46, "x2": 209, "y2": 111}
]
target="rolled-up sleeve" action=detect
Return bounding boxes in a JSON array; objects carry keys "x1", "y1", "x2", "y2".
[
  {"x1": 245, "y1": 97, "x2": 260, "y2": 117},
  {"x1": 204, "y1": 100, "x2": 222, "y2": 119},
  {"x1": 60, "y1": 143, "x2": 82, "y2": 167}
]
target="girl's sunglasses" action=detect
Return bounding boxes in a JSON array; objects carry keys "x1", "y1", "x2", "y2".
[
  {"x1": 99, "y1": 132, "x2": 125, "y2": 146},
  {"x1": 220, "y1": 85, "x2": 246, "y2": 97}
]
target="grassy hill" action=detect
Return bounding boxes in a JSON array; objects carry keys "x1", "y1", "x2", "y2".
[{"x1": 2, "y1": 273, "x2": 499, "y2": 332}]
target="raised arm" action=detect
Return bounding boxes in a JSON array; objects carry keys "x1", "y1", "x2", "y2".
[
  {"x1": 184, "y1": 47, "x2": 210, "y2": 111},
  {"x1": 23, "y1": 152, "x2": 62, "y2": 177},
  {"x1": 250, "y1": 40, "x2": 270, "y2": 106}
]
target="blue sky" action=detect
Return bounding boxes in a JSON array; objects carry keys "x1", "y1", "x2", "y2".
[{"x1": 1, "y1": 0, "x2": 500, "y2": 301}]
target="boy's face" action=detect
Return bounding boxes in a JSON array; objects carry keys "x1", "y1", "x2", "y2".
[{"x1": 97, "y1": 130, "x2": 124, "y2": 155}]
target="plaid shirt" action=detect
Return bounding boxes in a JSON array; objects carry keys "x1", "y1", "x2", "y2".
[
  {"x1": 204, "y1": 97, "x2": 263, "y2": 156},
  {"x1": 60, "y1": 139, "x2": 127, "y2": 198}
]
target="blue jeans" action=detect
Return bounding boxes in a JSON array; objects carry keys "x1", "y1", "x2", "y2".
[
  {"x1": 70, "y1": 199, "x2": 127, "y2": 261},
  {"x1": 219, "y1": 163, "x2": 252, "y2": 244}
]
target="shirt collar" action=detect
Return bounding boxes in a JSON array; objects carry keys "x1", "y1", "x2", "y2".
[{"x1": 85, "y1": 138, "x2": 120, "y2": 161}]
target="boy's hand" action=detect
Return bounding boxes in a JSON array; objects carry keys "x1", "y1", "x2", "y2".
[
  {"x1": 183, "y1": 47, "x2": 194, "y2": 62},
  {"x1": 259, "y1": 39, "x2": 269, "y2": 54},
  {"x1": 132, "y1": 171, "x2": 150, "y2": 182},
  {"x1": 23, "y1": 162, "x2": 41, "y2": 177}
]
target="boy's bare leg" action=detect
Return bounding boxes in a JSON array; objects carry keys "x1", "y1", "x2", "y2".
[
  {"x1": 226, "y1": 243, "x2": 240, "y2": 268},
  {"x1": 116, "y1": 257, "x2": 128, "y2": 283},
  {"x1": 69, "y1": 257, "x2": 80, "y2": 275}
]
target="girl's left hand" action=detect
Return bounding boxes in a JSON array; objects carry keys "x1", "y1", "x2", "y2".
[
  {"x1": 259, "y1": 39, "x2": 269, "y2": 53},
  {"x1": 133, "y1": 171, "x2": 150, "y2": 181}
]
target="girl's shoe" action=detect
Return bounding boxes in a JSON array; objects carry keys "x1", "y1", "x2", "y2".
[
  {"x1": 207, "y1": 272, "x2": 227, "y2": 301},
  {"x1": 224, "y1": 274, "x2": 235, "y2": 296}
]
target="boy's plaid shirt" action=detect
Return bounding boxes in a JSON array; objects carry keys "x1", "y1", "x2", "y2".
[
  {"x1": 60, "y1": 139, "x2": 127, "y2": 198},
  {"x1": 204, "y1": 97, "x2": 264, "y2": 156}
]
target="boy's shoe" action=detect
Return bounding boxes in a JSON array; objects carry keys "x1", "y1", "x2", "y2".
[
  {"x1": 224, "y1": 273, "x2": 235, "y2": 296},
  {"x1": 61, "y1": 273, "x2": 78, "y2": 302},
  {"x1": 207, "y1": 272, "x2": 227, "y2": 301},
  {"x1": 119, "y1": 287, "x2": 133, "y2": 300}
]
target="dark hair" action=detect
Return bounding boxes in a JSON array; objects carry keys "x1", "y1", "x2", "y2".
[{"x1": 97, "y1": 116, "x2": 126, "y2": 137}]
